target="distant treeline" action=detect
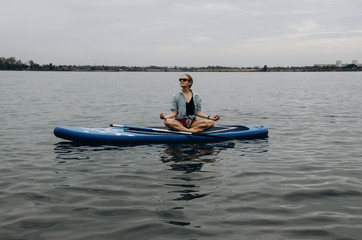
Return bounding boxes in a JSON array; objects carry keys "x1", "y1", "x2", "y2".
[{"x1": 1, "y1": 57, "x2": 361, "y2": 72}]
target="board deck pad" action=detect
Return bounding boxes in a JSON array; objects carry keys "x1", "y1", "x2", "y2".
[{"x1": 126, "y1": 125, "x2": 249, "y2": 135}]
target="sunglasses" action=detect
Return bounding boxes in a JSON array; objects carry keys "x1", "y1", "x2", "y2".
[{"x1": 179, "y1": 78, "x2": 191, "y2": 82}]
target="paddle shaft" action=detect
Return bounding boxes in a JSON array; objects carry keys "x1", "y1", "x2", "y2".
[{"x1": 110, "y1": 124, "x2": 192, "y2": 135}]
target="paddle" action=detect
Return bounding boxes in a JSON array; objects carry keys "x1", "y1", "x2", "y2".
[
  {"x1": 110, "y1": 124, "x2": 233, "y2": 140},
  {"x1": 110, "y1": 124, "x2": 192, "y2": 135}
]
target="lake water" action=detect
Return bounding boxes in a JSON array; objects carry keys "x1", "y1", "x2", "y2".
[{"x1": 0, "y1": 71, "x2": 362, "y2": 239}]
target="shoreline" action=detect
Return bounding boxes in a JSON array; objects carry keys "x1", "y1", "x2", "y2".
[
  {"x1": 1, "y1": 68, "x2": 361, "y2": 72},
  {"x1": 1, "y1": 57, "x2": 361, "y2": 72}
]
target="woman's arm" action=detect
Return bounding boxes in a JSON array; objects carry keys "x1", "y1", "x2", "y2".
[
  {"x1": 197, "y1": 110, "x2": 220, "y2": 121},
  {"x1": 160, "y1": 111, "x2": 177, "y2": 120}
]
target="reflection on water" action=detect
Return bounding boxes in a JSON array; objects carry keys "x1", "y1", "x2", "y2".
[
  {"x1": 55, "y1": 141, "x2": 124, "y2": 152},
  {"x1": 54, "y1": 142, "x2": 125, "y2": 162},
  {"x1": 157, "y1": 140, "x2": 270, "y2": 229},
  {"x1": 160, "y1": 142, "x2": 236, "y2": 171},
  {"x1": 51, "y1": 139, "x2": 274, "y2": 233},
  {"x1": 160, "y1": 142, "x2": 235, "y2": 202}
]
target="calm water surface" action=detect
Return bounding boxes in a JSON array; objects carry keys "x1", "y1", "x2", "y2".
[{"x1": 0, "y1": 71, "x2": 362, "y2": 239}]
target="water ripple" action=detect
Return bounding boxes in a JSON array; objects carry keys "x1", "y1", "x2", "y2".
[
  {"x1": 2, "y1": 72, "x2": 362, "y2": 240},
  {"x1": 282, "y1": 189, "x2": 362, "y2": 201}
]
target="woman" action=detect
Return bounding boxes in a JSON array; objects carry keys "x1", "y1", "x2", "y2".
[{"x1": 160, "y1": 74, "x2": 220, "y2": 133}]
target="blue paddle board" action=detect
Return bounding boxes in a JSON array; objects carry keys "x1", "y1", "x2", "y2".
[{"x1": 54, "y1": 125, "x2": 268, "y2": 145}]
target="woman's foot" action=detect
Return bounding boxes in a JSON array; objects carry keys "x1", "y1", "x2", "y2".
[{"x1": 189, "y1": 128, "x2": 203, "y2": 133}]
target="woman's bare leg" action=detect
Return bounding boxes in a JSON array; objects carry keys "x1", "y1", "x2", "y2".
[{"x1": 190, "y1": 119, "x2": 215, "y2": 132}]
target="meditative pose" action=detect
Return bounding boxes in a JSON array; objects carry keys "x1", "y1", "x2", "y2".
[{"x1": 160, "y1": 74, "x2": 220, "y2": 133}]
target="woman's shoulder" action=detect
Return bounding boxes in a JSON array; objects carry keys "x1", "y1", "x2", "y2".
[
  {"x1": 172, "y1": 91, "x2": 183, "y2": 98},
  {"x1": 192, "y1": 91, "x2": 199, "y2": 96}
]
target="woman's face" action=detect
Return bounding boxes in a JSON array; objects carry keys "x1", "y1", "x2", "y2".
[{"x1": 179, "y1": 75, "x2": 192, "y2": 88}]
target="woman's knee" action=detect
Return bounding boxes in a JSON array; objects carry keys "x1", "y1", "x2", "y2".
[
  {"x1": 164, "y1": 119, "x2": 170, "y2": 127},
  {"x1": 208, "y1": 120, "x2": 215, "y2": 128},
  {"x1": 164, "y1": 119, "x2": 174, "y2": 128}
]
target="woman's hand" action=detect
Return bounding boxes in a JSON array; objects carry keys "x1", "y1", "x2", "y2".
[
  {"x1": 160, "y1": 113, "x2": 166, "y2": 120},
  {"x1": 209, "y1": 115, "x2": 220, "y2": 121}
]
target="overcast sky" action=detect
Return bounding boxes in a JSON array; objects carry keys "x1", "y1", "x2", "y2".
[{"x1": 1, "y1": 0, "x2": 362, "y2": 67}]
